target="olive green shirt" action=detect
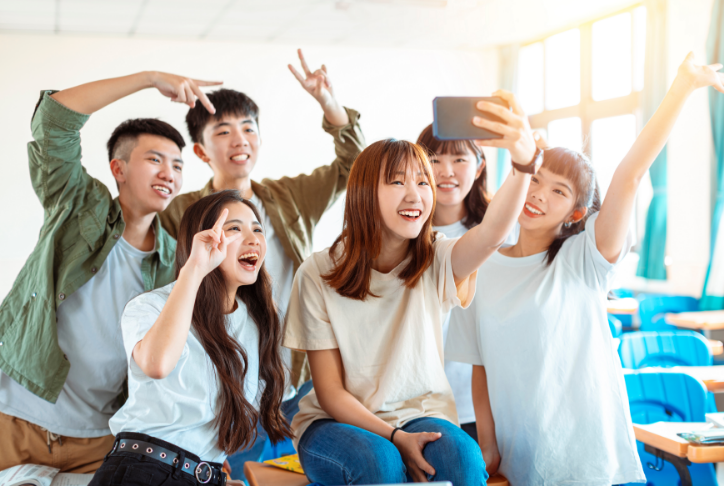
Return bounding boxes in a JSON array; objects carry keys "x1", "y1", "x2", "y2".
[
  {"x1": 159, "y1": 107, "x2": 365, "y2": 387},
  {"x1": 0, "y1": 91, "x2": 177, "y2": 404}
]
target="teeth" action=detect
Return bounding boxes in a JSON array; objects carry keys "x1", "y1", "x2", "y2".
[
  {"x1": 238, "y1": 252, "x2": 259, "y2": 261},
  {"x1": 438, "y1": 184, "x2": 457, "y2": 188},
  {"x1": 152, "y1": 185, "x2": 170, "y2": 194},
  {"x1": 525, "y1": 203, "x2": 543, "y2": 215},
  {"x1": 398, "y1": 210, "x2": 421, "y2": 217},
  {"x1": 231, "y1": 154, "x2": 250, "y2": 161}
]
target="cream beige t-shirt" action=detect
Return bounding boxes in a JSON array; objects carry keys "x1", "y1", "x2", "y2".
[{"x1": 283, "y1": 236, "x2": 476, "y2": 446}]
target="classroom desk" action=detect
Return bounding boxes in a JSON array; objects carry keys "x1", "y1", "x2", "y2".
[
  {"x1": 666, "y1": 311, "x2": 724, "y2": 331},
  {"x1": 710, "y1": 339, "x2": 724, "y2": 356},
  {"x1": 607, "y1": 298, "x2": 639, "y2": 315},
  {"x1": 243, "y1": 462, "x2": 510, "y2": 486},
  {"x1": 633, "y1": 422, "x2": 724, "y2": 486}
]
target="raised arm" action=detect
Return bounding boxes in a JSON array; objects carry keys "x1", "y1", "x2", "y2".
[
  {"x1": 596, "y1": 53, "x2": 724, "y2": 262},
  {"x1": 308, "y1": 349, "x2": 442, "y2": 482},
  {"x1": 451, "y1": 90, "x2": 534, "y2": 283},
  {"x1": 51, "y1": 71, "x2": 221, "y2": 115},
  {"x1": 132, "y1": 209, "x2": 240, "y2": 379},
  {"x1": 288, "y1": 48, "x2": 349, "y2": 126}
]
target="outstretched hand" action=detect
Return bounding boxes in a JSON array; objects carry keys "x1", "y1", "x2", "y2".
[
  {"x1": 149, "y1": 71, "x2": 223, "y2": 113},
  {"x1": 288, "y1": 48, "x2": 336, "y2": 108},
  {"x1": 472, "y1": 90, "x2": 537, "y2": 165},
  {"x1": 185, "y1": 208, "x2": 242, "y2": 277},
  {"x1": 676, "y1": 52, "x2": 724, "y2": 94}
]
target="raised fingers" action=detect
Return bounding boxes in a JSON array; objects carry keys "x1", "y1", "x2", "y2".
[
  {"x1": 213, "y1": 208, "x2": 229, "y2": 235},
  {"x1": 476, "y1": 100, "x2": 519, "y2": 127},
  {"x1": 473, "y1": 116, "x2": 517, "y2": 138},
  {"x1": 192, "y1": 79, "x2": 223, "y2": 87},
  {"x1": 288, "y1": 64, "x2": 306, "y2": 85},
  {"x1": 190, "y1": 82, "x2": 216, "y2": 114},
  {"x1": 298, "y1": 48, "x2": 312, "y2": 76}
]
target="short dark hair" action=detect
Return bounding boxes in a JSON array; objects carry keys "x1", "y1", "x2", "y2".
[
  {"x1": 106, "y1": 118, "x2": 186, "y2": 162},
  {"x1": 186, "y1": 89, "x2": 259, "y2": 145}
]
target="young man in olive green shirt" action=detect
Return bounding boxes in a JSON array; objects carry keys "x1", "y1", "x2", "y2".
[{"x1": 0, "y1": 71, "x2": 219, "y2": 473}]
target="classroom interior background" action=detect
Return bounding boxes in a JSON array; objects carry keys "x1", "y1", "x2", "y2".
[{"x1": 0, "y1": 0, "x2": 714, "y2": 301}]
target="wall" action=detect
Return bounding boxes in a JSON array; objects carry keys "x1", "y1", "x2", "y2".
[{"x1": 0, "y1": 33, "x2": 499, "y2": 300}]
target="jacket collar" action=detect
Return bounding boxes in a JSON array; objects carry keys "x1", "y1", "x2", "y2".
[{"x1": 111, "y1": 198, "x2": 175, "y2": 267}]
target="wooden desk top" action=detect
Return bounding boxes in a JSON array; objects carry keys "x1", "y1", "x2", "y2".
[
  {"x1": 607, "y1": 298, "x2": 639, "y2": 315},
  {"x1": 710, "y1": 339, "x2": 724, "y2": 356},
  {"x1": 633, "y1": 422, "x2": 724, "y2": 463},
  {"x1": 243, "y1": 461, "x2": 509, "y2": 486},
  {"x1": 666, "y1": 311, "x2": 724, "y2": 330}
]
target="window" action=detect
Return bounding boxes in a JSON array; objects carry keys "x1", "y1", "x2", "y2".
[{"x1": 517, "y1": 6, "x2": 647, "y2": 199}]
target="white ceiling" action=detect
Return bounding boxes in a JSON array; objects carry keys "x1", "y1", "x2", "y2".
[{"x1": 0, "y1": 0, "x2": 640, "y2": 48}]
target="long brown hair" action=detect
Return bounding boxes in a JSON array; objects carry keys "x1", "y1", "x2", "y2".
[
  {"x1": 417, "y1": 124, "x2": 489, "y2": 229},
  {"x1": 175, "y1": 190, "x2": 292, "y2": 453},
  {"x1": 541, "y1": 147, "x2": 601, "y2": 265},
  {"x1": 323, "y1": 139, "x2": 437, "y2": 300}
]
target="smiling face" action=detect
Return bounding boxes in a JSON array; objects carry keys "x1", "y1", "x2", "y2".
[
  {"x1": 196, "y1": 114, "x2": 261, "y2": 183},
  {"x1": 113, "y1": 134, "x2": 183, "y2": 215},
  {"x1": 430, "y1": 149, "x2": 484, "y2": 210},
  {"x1": 217, "y1": 201, "x2": 267, "y2": 288},
  {"x1": 519, "y1": 167, "x2": 583, "y2": 233},
  {"x1": 377, "y1": 158, "x2": 434, "y2": 242}
]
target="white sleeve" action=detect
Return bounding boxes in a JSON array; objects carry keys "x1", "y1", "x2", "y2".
[
  {"x1": 120, "y1": 289, "x2": 179, "y2": 380},
  {"x1": 445, "y1": 310, "x2": 483, "y2": 366},
  {"x1": 433, "y1": 236, "x2": 478, "y2": 314},
  {"x1": 283, "y1": 256, "x2": 339, "y2": 351},
  {"x1": 557, "y1": 212, "x2": 635, "y2": 290}
]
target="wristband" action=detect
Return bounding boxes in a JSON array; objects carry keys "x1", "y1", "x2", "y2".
[{"x1": 390, "y1": 427, "x2": 402, "y2": 444}]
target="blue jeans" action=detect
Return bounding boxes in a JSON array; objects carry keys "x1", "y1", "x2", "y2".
[
  {"x1": 298, "y1": 417, "x2": 487, "y2": 486},
  {"x1": 226, "y1": 380, "x2": 313, "y2": 481}
]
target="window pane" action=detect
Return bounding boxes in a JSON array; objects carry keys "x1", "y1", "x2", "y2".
[
  {"x1": 518, "y1": 42, "x2": 544, "y2": 115},
  {"x1": 633, "y1": 6, "x2": 647, "y2": 92},
  {"x1": 545, "y1": 29, "x2": 580, "y2": 110},
  {"x1": 591, "y1": 114, "x2": 637, "y2": 197},
  {"x1": 548, "y1": 117, "x2": 582, "y2": 153},
  {"x1": 592, "y1": 13, "x2": 632, "y2": 100}
]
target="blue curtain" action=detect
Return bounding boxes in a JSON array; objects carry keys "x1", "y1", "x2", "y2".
[
  {"x1": 701, "y1": 0, "x2": 724, "y2": 309},
  {"x1": 496, "y1": 44, "x2": 519, "y2": 189},
  {"x1": 636, "y1": 0, "x2": 668, "y2": 280}
]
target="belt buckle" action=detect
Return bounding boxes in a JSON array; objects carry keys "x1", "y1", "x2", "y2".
[{"x1": 195, "y1": 462, "x2": 212, "y2": 484}]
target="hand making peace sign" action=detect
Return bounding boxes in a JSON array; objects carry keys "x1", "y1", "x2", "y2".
[
  {"x1": 288, "y1": 48, "x2": 336, "y2": 108},
  {"x1": 148, "y1": 71, "x2": 223, "y2": 114},
  {"x1": 185, "y1": 208, "x2": 243, "y2": 277}
]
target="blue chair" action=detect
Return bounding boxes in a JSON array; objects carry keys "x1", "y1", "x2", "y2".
[
  {"x1": 619, "y1": 331, "x2": 713, "y2": 369},
  {"x1": 638, "y1": 295, "x2": 699, "y2": 332},
  {"x1": 609, "y1": 315, "x2": 623, "y2": 338},
  {"x1": 624, "y1": 371, "x2": 717, "y2": 486}
]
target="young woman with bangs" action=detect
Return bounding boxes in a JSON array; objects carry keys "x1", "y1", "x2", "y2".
[
  {"x1": 90, "y1": 190, "x2": 291, "y2": 486},
  {"x1": 445, "y1": 54, "x2": 724, "y2": 485},
  {"x1": 282, "y1": 92, "x2": 539, "y2": 485}
]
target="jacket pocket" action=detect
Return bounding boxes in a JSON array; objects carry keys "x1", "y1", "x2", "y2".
[{"x1": 78, "y1": 209, "x2": 104, "y2": 251}]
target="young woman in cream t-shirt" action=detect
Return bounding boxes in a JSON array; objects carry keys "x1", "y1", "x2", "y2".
[{"x1": 283, "y1": 91, "x2": 537, "y2": 486}]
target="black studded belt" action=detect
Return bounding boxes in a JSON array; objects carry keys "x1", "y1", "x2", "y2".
[{"x1": 110, "y1": 437, "x2": 226, "y2": 485}]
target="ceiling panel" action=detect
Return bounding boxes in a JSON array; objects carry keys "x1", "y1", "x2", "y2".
[{"x1": 0, "y1": 0, "x2": 642, "y2": 48}]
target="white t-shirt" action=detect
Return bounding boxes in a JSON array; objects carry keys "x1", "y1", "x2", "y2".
[
  {"x1": 445, "y1": 213, "x2": 645, "y2": 486},
  {"x1": 109, "y1": 282, "x2": 260, "y2": 463},
  {"x1": 0, "y1": 236, "x2": 151, "y2": 437},
  {"x1": 283, "y1": 236, "x2": 476, "y2": 448},
  {"x1": 250, "y1": 193, "x2": 295, "y2": 399},
  {"x1": 433, "y1": 220, "x2": 518, "y2": 424}
]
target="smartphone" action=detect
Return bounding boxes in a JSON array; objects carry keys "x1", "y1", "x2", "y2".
[{"x1": 432, "y1": 96, "x2": 508, "y2": 141}]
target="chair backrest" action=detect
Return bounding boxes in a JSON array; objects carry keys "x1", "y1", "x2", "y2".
[
  {"x1": 638, "y1": 295, "x2": 699, "y2": 331},
  {"x1": 619, "y1": 331, "x2": 713, "y2": 369},
  {"x1": 608, "y1": 315, "x2": 623, "y2": 338},
  {"x1": 624, "y1": 371, "x2": 709, "y2": 424}
]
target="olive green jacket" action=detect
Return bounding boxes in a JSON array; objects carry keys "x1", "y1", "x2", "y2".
[
  {"x1": 159, "y1": 107, "x2": 365, "y2": 387},
  {"x1": 0, "y1": 91, "x2": 177, "y2": 403}
]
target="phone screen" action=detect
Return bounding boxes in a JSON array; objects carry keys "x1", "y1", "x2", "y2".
[{"x1": 432, "y1": 96, "x2": 508, "y2": 141}]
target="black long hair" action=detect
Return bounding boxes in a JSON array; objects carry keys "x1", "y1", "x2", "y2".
[{"x1": 175, "y1": 190, "x2": 292, "y2": 453}]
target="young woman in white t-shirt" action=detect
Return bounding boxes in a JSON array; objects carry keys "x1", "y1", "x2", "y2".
[
  {"x1": 90, "y1": 190, "x2": 291, "y2": 486},
  {"x1": 283, "y1": 93, "x2": 539, "y2": 485},
  {"x1": 445, "y1": 54, "x2": 724, "y2": 486}
]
